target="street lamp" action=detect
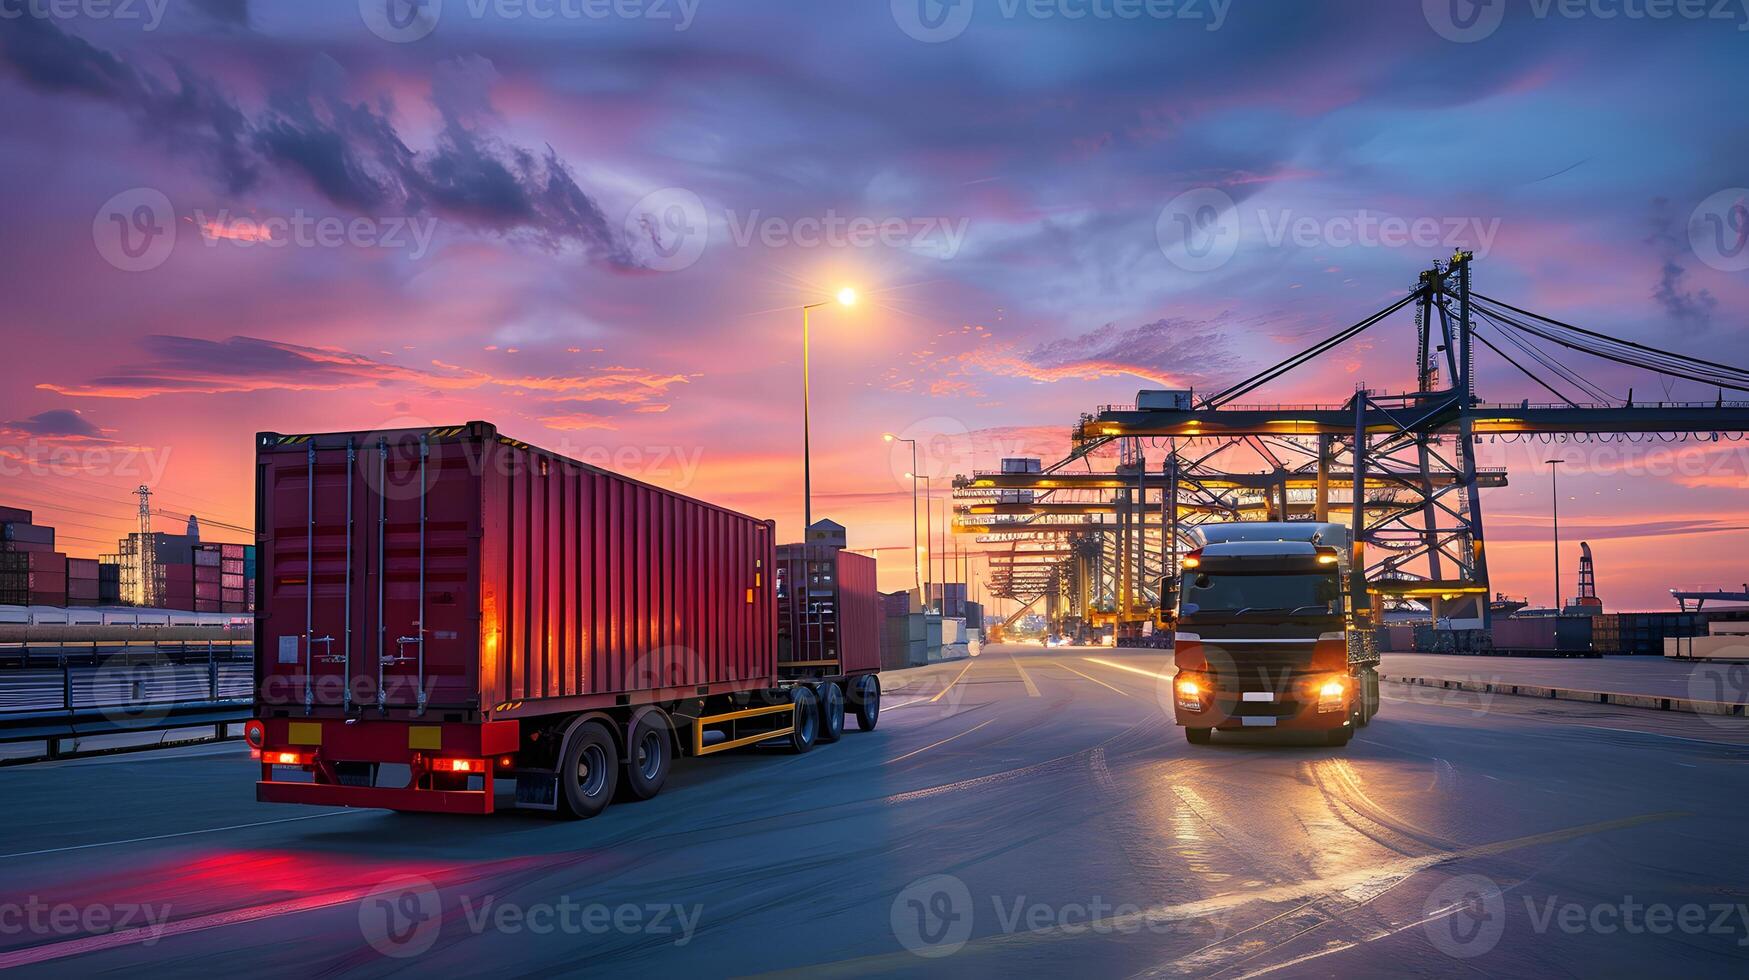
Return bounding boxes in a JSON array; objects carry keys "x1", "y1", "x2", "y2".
[
  {"x1": 1547, "y1": 458, "x2": 1563, "y2": 612},
  {"x1": 800, "y1": 288, "x2": 857, "y2": 535},
  {"x1": 886, "y1": 434, "x2": 922, "y2": 598},
  {"x1": 907, "y1": 472, "x2": 934, "y2": 611}
]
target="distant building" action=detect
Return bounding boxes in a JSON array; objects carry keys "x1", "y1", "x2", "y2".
[{"x1": 806, "y1": 519, "x2": 847, "y2": 549}]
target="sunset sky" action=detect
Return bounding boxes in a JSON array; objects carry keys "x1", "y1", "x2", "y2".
[{"x1": 2, "y1": 1, "x2": 1747, "y2": 611}]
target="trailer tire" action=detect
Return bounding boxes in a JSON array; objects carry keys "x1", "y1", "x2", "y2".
[
  {"x1": 1184, "y1": 727, "x2": 1212, "y2": 745},
  {"x1": 850, "y1": 674, "x2": 881, "y2": 732},
  {"x1": 622, "y1": 708, "x2": 673, "y2": 801},
  {"x1": 816, "y1": 682, "x2": 844, "y2": 743},
  {"x1": 557, "y1": 720, "x2": 619, "y2": 819},
  {"x1": 788, "y1": 685, "x2": 819, "y2": 753}
]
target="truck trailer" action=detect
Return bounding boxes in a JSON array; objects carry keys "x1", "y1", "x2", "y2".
[
  {"x1": 1170, "y1": 522, "x2": 1380, "y2": 747},
  {"x1": 248, "y1": 422, "x2": 882, "y2": 817}
]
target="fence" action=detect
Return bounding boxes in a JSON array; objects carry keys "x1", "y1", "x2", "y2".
[{"x1": 0, "y1": 640, "x2": 253, "y2": 759}]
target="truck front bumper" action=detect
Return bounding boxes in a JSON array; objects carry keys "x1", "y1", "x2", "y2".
[{"x1": 1172, "y1": 669, "x2": 1351, "y2": 732}]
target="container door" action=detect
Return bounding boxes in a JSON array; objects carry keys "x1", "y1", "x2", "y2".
[{"x1": 260, "y1": 438, "x2": 358, "y2": 712}]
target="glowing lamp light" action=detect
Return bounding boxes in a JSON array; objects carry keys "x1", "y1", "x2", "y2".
[{"x1": 836, "y1": 286, "x2": 857, "y2": 307}]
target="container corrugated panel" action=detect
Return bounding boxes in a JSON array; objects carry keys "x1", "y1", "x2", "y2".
[
  {"x1": 257, "y1": 422, "x2": 777, "y2": 717},
  {"x1": 834, "y1": 550, "x2": 880, "y2": 674},
  {"x1": 0, "y1": 506, "x2": 32, "y2": 524}
]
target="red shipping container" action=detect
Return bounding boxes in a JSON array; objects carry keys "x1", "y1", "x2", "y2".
[
  {"x1": 0, "y1": 505, "x2": 32, "y2": 523},
  {"x1": 28, "y1": 590, "x2": 66, "y2": 606},
  {"x1": 222, "y1": 543, "x2": 246, "y2": 559},
  {"x1": 256, "y1": 422, "x2": 781, "y2": 715},
  {"x1": 775, "y1": 544, "x2": 881, "y2": 676},
  {"x1": 67, "y1": 558, "x2": 100, "y2": 579}
]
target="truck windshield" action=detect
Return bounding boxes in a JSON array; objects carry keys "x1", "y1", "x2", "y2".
[{"x1": 1180, "y1": 572, "x2": 1339, "y2": 616}]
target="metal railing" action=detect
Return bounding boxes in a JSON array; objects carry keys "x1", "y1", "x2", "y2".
[{"x1": 0, "y1": 642, "x2": 254, "y2": 758}]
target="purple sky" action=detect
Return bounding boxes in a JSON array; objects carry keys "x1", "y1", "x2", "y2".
[{"x1": 2, "y1": 1, "x2": 1747, "y2": 609}]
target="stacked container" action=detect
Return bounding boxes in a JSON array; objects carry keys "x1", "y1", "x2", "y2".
[
  {"x1": 0, "y1": 507, "x2": 68, "y2": 606},
  {"x1": 66, "y1": 557, "x2": 100, "y2": 606},
  {"x1": 775, "y1": 543, "x2": 880, "y2": 677}
]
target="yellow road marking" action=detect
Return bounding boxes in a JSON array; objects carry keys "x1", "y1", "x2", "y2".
[
  {"x1": 1082, "y1": 656, "x2": 1173, "y2": 682},
  {"x1": 888, "y1": 719, "x2": 995, "y2": 765},
  {"x1": 1053, "y1": 660, "x2": 1131, "y2": 697},
  {"x1": 1012, "y1": 658, "x2": 1041, "y2": 697},
  {"x1": 927, "y1": 659, "x2": 975, "y2": 704}
]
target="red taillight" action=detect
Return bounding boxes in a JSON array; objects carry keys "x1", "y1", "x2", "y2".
[
  {"x1": 445, "y1": 758, "x2": 484, "y2": 773},
  {"x1": 271, "y1": 751, "x2": 304, "y2": 766},
  {"x1": 1181, "y1": 549, "x2": 1203, "y2": 570},
  {"x1": 244, "y1": 719, "x2": 266, "y2": 749}
]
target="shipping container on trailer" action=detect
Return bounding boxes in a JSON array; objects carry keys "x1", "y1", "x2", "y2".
[{"x1": 250, "y1": 422, "x2": 882, "y2": 818}]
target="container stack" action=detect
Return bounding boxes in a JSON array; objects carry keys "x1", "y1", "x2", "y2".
[
  {"x1": 97, "y1": 561, "x2": 121, "y2": 604},
  {"x1": 66, "y1": 558, "x2": 100, "y2": 606},
  {"x1": 0, "y1": 506, "x2": 68, "y2": 607}
]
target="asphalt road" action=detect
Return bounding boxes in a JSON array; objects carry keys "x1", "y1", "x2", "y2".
[{"x1": 3, "y1": 644, "x2": 1749, "y2": 978}]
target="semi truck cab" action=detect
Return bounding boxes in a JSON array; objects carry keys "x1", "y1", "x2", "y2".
[{"x1": 1171, "y1": 522, "x2": 1380, "y2": 747}]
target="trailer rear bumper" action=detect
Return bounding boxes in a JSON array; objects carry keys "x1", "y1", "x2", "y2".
[{"x1": 257, "y1": 780, "x2": 495, "y2": 814}]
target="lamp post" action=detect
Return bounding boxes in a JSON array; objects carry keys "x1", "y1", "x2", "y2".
[
  {"x1": 1546, "y1": 458, "x2": 1562, "y2": 612},
  {"x1": 909, "y1": 472, "x2": 934, "y2": 611},
  {"x1": 800, "y1": 287, "x2": 857, "y2": 535},
  {"x1": 886, "y1": 434, "x2": 922, "y2": 600}
]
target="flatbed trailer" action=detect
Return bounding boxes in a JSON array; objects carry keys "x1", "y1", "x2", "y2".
[{"x1": 248, "y1": 422, "x2": 881, "y2": 817}]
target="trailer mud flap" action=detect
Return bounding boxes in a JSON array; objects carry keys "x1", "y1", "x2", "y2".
[{"x1": 514, "y1": 772, "x2": 558, "y2": 811}]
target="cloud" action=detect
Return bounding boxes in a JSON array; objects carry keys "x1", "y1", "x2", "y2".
[
  {"x1": 38, "y1": 336, "x2": 691, "y2": 406},
  {"x1": 2, "y1": 409, "x2": 106, "y2": 441},
  {"x1": 1645, "y1": 198, "x2": 1717, "y2": 327},
  {"x1": 0, "y1": 19, "x2": 628, "y2": 261},
  {"x1": 914, "y1": 316, "x2": 1243, "y2": 393}
]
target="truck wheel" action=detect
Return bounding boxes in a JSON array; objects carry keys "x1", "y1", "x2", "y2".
[
  {"x1": 816, "y1": 682, "x2": 845, "y2": 743},
  {"x1": 558, "y1": 720, "x2": 619, "y2": 819},
  {"x1": 850, "y1": 674, "x2": 881, "y2": 731},
  {"x1": 622, "y1": 708, "x2": 672, "y2": 801},
  {"x1": 1184, "y1": 727, "x2": 1212, "y2": 745},
  {"x1": 1325, "y1": 726, "x2": 1353, "y2": 748},
  {"x1": 789, "y1": 685, "x2": 819, "y2": 753}
]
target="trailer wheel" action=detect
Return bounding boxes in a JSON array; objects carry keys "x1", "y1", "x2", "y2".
[
  {"x1": 849, "y1": 674, "x2": 881, "y2": 732},
  {"x1": 1184, "y1": 727, "x2": 1212, "y2": 745},
  {"x1": 557, "y1": 720, "x2": 619, "y2": 819},
  {"x1": 622, "y1": 708, "x2": 672, "y2": 801},
  {"x1": 788, "y1": 685, "x2": 819, "y2": 753},
  {"x1": 816, "y1": 682, "x2": 844, "y2": 743}
]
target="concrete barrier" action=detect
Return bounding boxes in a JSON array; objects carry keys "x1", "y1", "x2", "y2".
[{"x1": 1381, "y1": 673, "x2": 1745, "y2": 718}]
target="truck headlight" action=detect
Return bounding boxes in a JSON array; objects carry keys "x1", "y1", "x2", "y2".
[
  {"x1": 1317, "y1": 677, "x2": 1346, "y2": 714},
  {"x1": 1176, "y1": 674, "x2": 1207, "y2": 712}
]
